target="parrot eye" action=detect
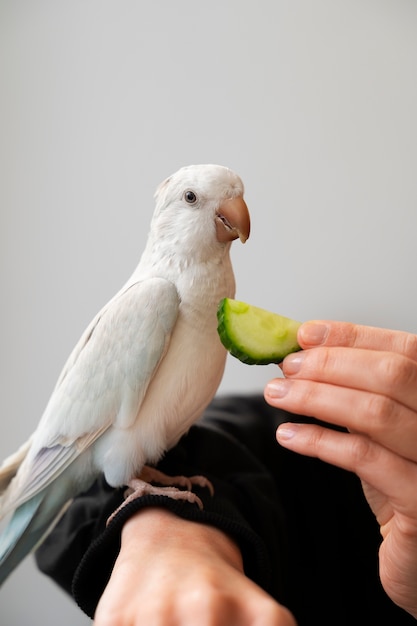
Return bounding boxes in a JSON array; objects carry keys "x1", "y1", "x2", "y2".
[{"x1": 184, "y1": 190, "x2": 197, "y2": 204}]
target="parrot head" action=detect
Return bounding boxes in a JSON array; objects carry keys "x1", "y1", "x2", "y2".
[{"x1": 152, "y1": 164, "x2": 250, "y2": 259}]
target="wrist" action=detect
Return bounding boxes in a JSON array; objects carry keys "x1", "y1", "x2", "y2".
[{"x1": 120, "y1": 506, "x2": 244, "y2": 571}]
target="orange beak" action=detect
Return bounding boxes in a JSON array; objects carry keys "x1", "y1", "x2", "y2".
[{"x1": 215, "y1": 196, "x2": 251, "y2": 244}]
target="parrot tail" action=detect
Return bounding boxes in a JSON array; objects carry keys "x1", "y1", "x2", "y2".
[{"x1": 0, "y1": 484, "x2": 71, "y2": 586}]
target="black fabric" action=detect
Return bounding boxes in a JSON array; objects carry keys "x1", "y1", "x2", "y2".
[{"x1": 35, "y1": 394, "x2": 415, "y2": 625}]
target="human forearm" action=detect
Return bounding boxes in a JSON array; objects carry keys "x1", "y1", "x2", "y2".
[{"x1": 94, "y1": 507, "x2": 296, "y2": 626}]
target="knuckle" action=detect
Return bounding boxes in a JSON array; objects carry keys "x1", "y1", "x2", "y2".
[
  {"x1": 186, "y1": 586, "x2": 217, "y2": 611},
  {"x1": 327, "y1": 322, "x2": 357, "y2": 347},
  {"x1": 348, "y1": 434, "x2": 378, "y2": 465},
  {"x1": 378, "y1": 353, "x2": 416, "y2": 392},
  {"x1": 402, "y1": 332, "x2": 417, "y2": 361},
  {"x1": 315, "y1": 346, "x2": 334, "y2": 373},
  {"x1": 300, "y1": 382, "x2": 321, "y2": 410},
  {"x1": 181, "y1": 579, "x2": 233, "y2": 621},
  {"x1": 260, "y1": 601, "x2": 297, "y2": 626},
  {"x1": 299, "y1": 347, "x2": 333, "y2": 378},
  {"x1": 365, "y1": 393, "x2": 397, "y2": 431},
  {"x1": 348, "y1": 322, "x2": 361, "y2": 347}
]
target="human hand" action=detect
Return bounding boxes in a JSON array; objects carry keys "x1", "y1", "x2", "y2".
[
  {"x1": 94, "y1": 507, "x2": 296, "y2": 626},
  {"x1": 264, "y1": 320, "x2": 417, "y2": 619}
]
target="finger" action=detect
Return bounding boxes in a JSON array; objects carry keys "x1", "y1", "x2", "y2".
[
  {"x1": 276, "y1": 422, "x2": 417, "y2": 517},
  {"x1": 298, "y1": 321, "x2": 417, "y2": 361},
  {"x1": 281, "y1": 346, "x2": 417, "y2": 413},
  {"x1": 264, "y1": 378, "x2": 417, "y2": 463}
]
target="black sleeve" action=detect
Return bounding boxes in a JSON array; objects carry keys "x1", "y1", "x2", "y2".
[
  {"x1": 36, "y1": 394, "x2": 288, "y2": 618},
  {"x1": 35, "y1": 394, "x2": 416, "y2": 626}
]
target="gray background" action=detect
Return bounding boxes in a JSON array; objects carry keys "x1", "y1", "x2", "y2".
[{"x1": 1, "y1": 1, "x2": 417, "y2": 624}]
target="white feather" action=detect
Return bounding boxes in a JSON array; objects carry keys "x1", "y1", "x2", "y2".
[{"x1": 0, "y1": 164, "x2": 249, "y2": 582}]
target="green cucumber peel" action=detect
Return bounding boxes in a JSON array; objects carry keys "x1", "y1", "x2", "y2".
[{"x1": 217, "y1": 298, "x2": 302, "y2": 365}]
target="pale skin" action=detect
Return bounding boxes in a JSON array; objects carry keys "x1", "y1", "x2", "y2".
[
  {"x1": 267, "y1": 320, "x2": 417, "y2": 620},
  {"x1": 94, "y1": 321, "x2": 417, "y2": 624},
  {"x1": 94, "y1": 508, "x2": 296, "y2": 626}
]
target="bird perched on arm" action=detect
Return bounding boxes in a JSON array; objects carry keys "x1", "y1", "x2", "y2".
[{"x1": 0, "y1": 163, "x2": 250, "y2": 585}]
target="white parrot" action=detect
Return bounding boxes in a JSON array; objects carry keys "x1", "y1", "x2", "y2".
[{"x1": 0, "y1": 163, "x2": 250, "y2": 585}]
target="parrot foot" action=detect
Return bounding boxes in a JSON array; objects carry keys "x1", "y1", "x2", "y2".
[
  {"x1": 106, "y1": 467, "x2": 214, "y2": 526},
  {"x1": 138, "y1": 465, "x2": 214, "y2": 496}
]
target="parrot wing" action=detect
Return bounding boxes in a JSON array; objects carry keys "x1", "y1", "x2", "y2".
[
  {"x1": 0, "y1": 438, "x2": 33, "y2": 495},
  {"x1": 0, "y1": 276, "x2": 181, "y2": 516}
]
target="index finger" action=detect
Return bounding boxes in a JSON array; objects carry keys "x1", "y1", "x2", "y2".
[{"x1": 298, "y1": 321, "x2": 417, "y2": 361}]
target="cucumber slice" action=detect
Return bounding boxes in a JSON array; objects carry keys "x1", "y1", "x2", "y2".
[{"x1": 217, "y1": 298, "x2": 302, "y2": 365}]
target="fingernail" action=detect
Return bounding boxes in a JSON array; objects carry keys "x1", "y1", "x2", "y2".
[
  {"x1": 299, "y1": 322, "x2": 329, "y2": 346},
  {"x1": 276, "y1": 423, "x2": 300, "y2": 441},
  {"x1": 282, "y1": 352, "x2": 304, "y2": 375},
  {"x1": 265, "y1": 379, "x2": 291, "y2": 398}
]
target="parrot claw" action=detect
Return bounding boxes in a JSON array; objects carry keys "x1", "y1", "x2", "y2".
[
  {"x1": 106, "y1": 467, "x2": 215, "y2": 526},
  {"x1": 138, "y1": 465, "x2": 214, "y2": 496}
]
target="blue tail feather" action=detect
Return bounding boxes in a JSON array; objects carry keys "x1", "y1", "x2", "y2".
[{"x1": 0, "y1": 487, "x2": 69, "y2": 586}]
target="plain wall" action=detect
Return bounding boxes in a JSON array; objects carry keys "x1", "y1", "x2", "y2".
[{"x1": 1, "y1": 1, "x2": 417, "y2": 623}]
